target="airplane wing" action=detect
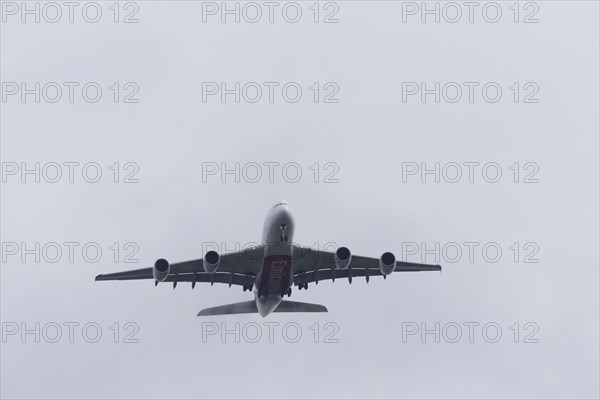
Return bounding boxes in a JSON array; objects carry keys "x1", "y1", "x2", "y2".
[
  {"x1": 95, "y1": 246, "x2": 264, "y2": 288},
  {"x1": 292, "y1": 245, "x2": 441, "y2": 286}
]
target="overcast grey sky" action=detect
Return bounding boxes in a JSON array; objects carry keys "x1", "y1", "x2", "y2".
[{"x1": 1, "y1": 1, "x2": 599, "y2": 399}]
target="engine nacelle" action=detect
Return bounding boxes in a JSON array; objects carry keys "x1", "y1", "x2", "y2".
[
  {"x1": 334, "y1": 247, "x2": 352, "y2": 270},
  {"x1": 153, "y1": 258, "x2": 170, "y2": 282},
  {"x1": 379, "y1": 252, "x2": 396, "y2": 276},
  {"x1": 203, "y1": 250, "x2": 220, "y2": 273}
]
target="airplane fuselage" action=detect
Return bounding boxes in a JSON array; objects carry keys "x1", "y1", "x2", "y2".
[
  {"x1": 95, "y1": 201, "x2": 442, "y2": 316},
  {"x1": 254, "y1": 201, "x2": 295, "y2": 317}
]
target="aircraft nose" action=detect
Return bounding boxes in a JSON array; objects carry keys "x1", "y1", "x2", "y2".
[
  {"x1": 279, "y1": 206, "x2": 292, "y2": 218},
  {"x1": 273, "y1": 200, "x2": 289, "y2": 208}
]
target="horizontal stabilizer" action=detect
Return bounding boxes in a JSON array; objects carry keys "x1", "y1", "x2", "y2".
[
  {"x1": 197, "y1": 300, "x2": 327, "y2": 316},
  {"x1": 274, "y1": 300, "x2": 327, "y2": 313},
  {"x1": 197, "y1": 301, "x2": 257, "y2": 316}
]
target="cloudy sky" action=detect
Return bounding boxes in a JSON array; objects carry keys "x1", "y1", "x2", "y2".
[{"x1": 1, "y1": 1, "x2": 599, "y2": 399}]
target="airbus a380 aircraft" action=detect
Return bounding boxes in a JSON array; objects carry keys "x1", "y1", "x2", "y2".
[{"x1": 96, "y1": 202, "x2": 441, "y2": 317}]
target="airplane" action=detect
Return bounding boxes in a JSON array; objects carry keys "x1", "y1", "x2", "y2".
[{"x1": 95, "y1": 201, "x2": 441, "y2": 317}]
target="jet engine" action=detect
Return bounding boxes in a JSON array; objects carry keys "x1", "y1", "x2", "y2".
[
  {"x1": 203, "y1": 250, "x2": 220, "y2": 273},
  {"x1": 153, "y1": 258, "x2": 170, "y2": 282},
  {"x1": 379, "y1": 252, "x2": 396, "y2": 276},
  {"x1": 334, "y1": 247, "x2": 352, "y2": 269}
]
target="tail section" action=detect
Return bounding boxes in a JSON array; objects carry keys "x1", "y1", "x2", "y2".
[
  {"x1": 274, "y1": 300, "x2": 327, "y2": 313},
  {"x1": 197, "y1": 301, "x2": 257, "y2": 316},
  {"x1": 197, "y1": 300, "x2": 327, "y2": 316}
]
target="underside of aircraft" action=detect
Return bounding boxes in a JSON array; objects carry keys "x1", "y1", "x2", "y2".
[{"x1": 95, "y1": 202, "x2": 441, "y2": 316}]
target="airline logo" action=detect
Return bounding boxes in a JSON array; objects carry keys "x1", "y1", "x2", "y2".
[{"x1": 261, "y1": 255, "x2": 292, "y2": 295}]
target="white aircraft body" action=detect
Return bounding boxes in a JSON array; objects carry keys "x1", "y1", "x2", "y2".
[{"x1": 96, "y1": 202, "x2": 441, "y2": 317}]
